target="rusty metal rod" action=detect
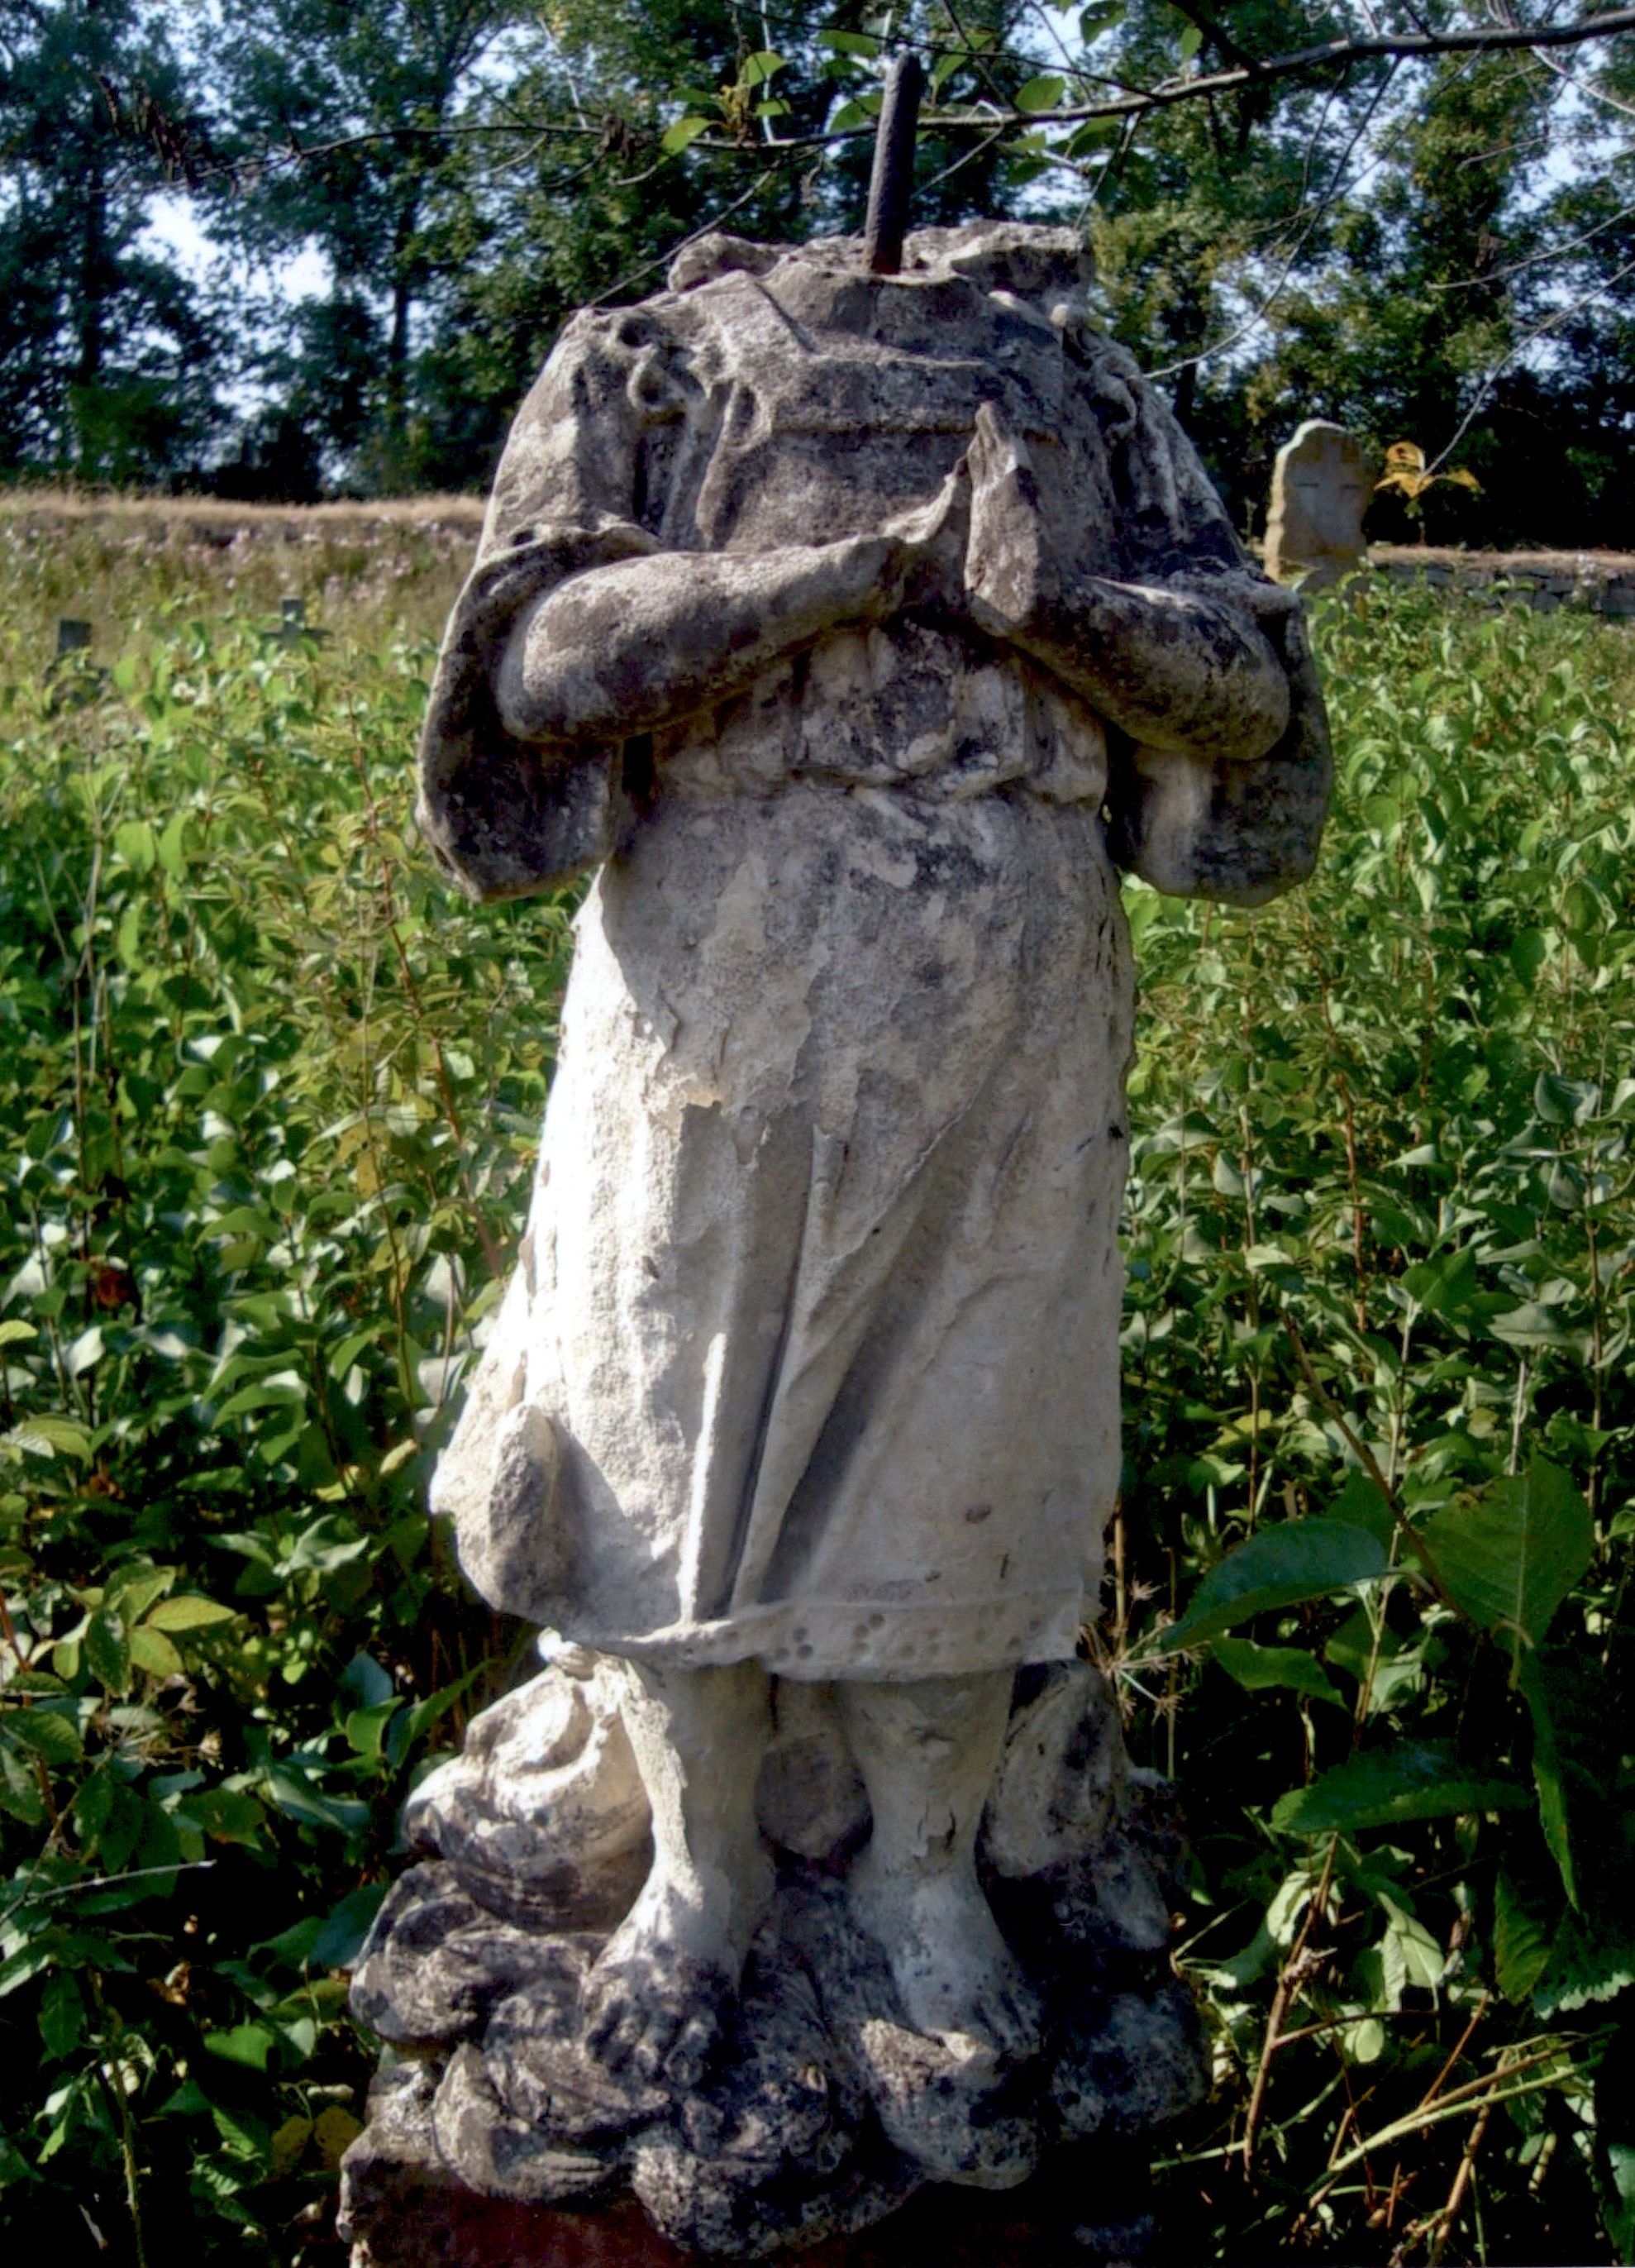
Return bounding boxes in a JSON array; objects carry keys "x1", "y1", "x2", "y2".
[{"x1": 864, "y1": 51, "x2": 924, "y2": 275}]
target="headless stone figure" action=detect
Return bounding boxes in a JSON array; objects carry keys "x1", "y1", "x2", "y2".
[{"x1": 413, "y1": 222, "x2": 1330, "y2": 2091}]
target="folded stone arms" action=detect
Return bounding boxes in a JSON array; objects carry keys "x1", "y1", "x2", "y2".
[
  {"x1": 497, "y1": 403, "x2": 1290, "y2": 766},
  {"x1": 423, "y1": 279, "x2": 1330, "y2": 910},
  {"x1": 961, "y1": 404, "x2": 1293, "y2": 770}
]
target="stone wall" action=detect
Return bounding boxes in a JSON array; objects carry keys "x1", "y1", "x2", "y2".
[{"x1": 1364, "y1": 547, "x2": 1635, "y2": 618}]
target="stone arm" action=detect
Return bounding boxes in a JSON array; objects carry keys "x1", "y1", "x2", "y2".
[
  {"x1": 495, "y1": 530, "x2": 928, "y2": 747},
  {"x1": 962, "y1": 405, "x2": 1293, "y2": 768},
  {"x1": 961, "y1": 404, "x2": 1329, "y2": 907}
]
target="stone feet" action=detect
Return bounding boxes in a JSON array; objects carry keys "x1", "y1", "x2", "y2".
[
  {"x1": 581, "y1": 1884, "x2": 749, "y2": 2089},
  {"x1": 845, "y1": 1848, "x2": 1042, "y2": 2060}
]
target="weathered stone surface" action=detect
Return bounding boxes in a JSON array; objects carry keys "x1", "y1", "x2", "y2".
[
  {"x1": 1266, "y1": 418, "x2": 1375, "y2": 590},
  {"x1": 1047, "y1": 1984, "x2": 1206, "y2": 2142},
  {"x1": 401, "y1": 1663, "x2": 651, "y2": 1931},
  {"x1": 983, "y1": 1658, "x2": 1125, "y2": 1877},
  {"x1": 349, "y1": 1865, "x2": 585, "y2": 2047},
  {"x1": 431, "y1": 2042, "x2": 621, "y2": 2206}
]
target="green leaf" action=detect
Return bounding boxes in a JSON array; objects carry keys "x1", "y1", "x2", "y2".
[
  {"x1": 260, "y1": 1770, "x2": 369, "y2": 1834},
  {"x1": 272, "y1": 2114, "x2": 313, "y2": 2176},
  {"x1": 1494, "y1": 1869, "x2": 1556, "y2": 2003},
  {"x1": 818, "y1": 28, "x2": 880, "y2": 55},
  {"x1": 155, "y1": 809, "x2": 189, "y2": 881},
  {"x1": 202, "y1": 2022, "x2": 277, "y2": 2072},
  {"x1": 1403, "y1": 1246, "x2": 1480, "y2": 1320},
  {"x1": 2, "y1": 1705, "x2": 83, "y2": 1764},
  {"x1": 0, "y1": 1741, "x2": 46, "y2": 1824},
  {"x1": 171, "y1": 1787, "x2": 268, "y2": 1847},
  {"x1": 1272, "y1": 1740, "x2": 1528, "y2": 1835},
  {"x1": 0, "y1": 1320, "x2": 37, "y2": 1348},
  {"x1": 7, "y1": 1414, "x2": 92, "y2": 1463},
  {"x1": 1533, "y1": 1904, "x2": 1635, "y2": 2017},
  {"x1": 1013, "y1": 73, "x2": 1066, "y2": 112},
  {"x1": 129, "y1": 1624, "x2": 184, "y2": 1678},
  {"x1": 344, "y1": 1700, "x2": 403, "y2": 1759},
  {"x1": 405, "y1": 1668, "x2": 485, "y2": 1747},
  {"x1": 145, "y1": 1594, "x2": 238, "y2": 1633},
  {"x1": 310, "y1": 1883, "x2": 388, "y2": 1969},
  {"x1": 1487, "y1": 1302, "x2": 1583, "y2": 1350},
  {"x1": 214, "y1": 1372, "x2": 307, "y2": 1422},
  {"x1": 1157, "y1": 1519, "x2": 1388, "y2": 1652},
  {"x1": 1516, "y1": 1652, "x2": 1577, "y2": 1907},
  {"x1": 1178, "y1": 21, "x2": 1204, "y2": 59},
  {"x1": 1213, "y1": 1636, "x2": 1346, "y2": 1707},
  {"x1": 1418, "y1": 1457, "x2": 1593, "y2": 1646},
  {"x1": 737, "y1": 49, "x2": 784, "y2": 88},
  {"x1": 1602, "y1": 2141, "x2": 1635, "y2": 2266},
  {"x1": 1510, "y1": 927, "x2": 1550, "y2": 981},
  {"x1": 75, "y1": 1769, "x2": 114, "y2": 1848},
  {"x1": 112, "y1": 819, "x2": 156, "y2": 873},
  {"x1": 37, "y1": 1974, "x2": 84, "y2": 2060},
  {"x1": 107, "y1": 1567, "x2": 174, "y2": 1625},
  {"x1": 1533, "y1": 1070, "x2": 1599, "y2": 1125},
  {"x1": 83, "y1": 1611, "x2": 131, "y2": 1695},
  {"x1": 339, "y1": 1652, "x2": 393, "y2": 1708},
  {"x1": 1328, "y1": 1471, "x2": 1396, "y2": 1549},
  {"x1": 660, "y1": 114, "x2": 712, "y2": 155}
]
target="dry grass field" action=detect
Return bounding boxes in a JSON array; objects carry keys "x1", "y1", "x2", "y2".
[{"x1": 0, "y1": 489, "x2": 484, "y2": 660}]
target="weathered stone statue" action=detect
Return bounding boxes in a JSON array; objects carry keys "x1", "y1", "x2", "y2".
[
  {"x1": 341, "y1": 218, "x2": 1330, "y2": 2263},
  {"x1": 1265, "y1": 418, "x2": 1375, "y2": 590}
]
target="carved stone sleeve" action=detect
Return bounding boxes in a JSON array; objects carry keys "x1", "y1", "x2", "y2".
[
  {"x1": 414, "y1": 311, "x2": 667, "y2": 905},
  {"x1": 1084, "y1": 341, "x2": 1333, "y2": 905}
]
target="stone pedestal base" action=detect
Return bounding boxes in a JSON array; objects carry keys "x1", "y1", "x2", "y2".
[
  {"x1": 339, "y1": 1657, "x2": 1203, "y2": 2261},
  {"x1": 343, "y1": 2113, "x2": 1157, "y2": 2268}
]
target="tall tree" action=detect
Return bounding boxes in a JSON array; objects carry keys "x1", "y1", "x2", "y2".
[
  {"x1": 0, "y1": 0, "x2": 217, "y2": 481},
  {"x1": 211, "y1": 0, "x2": 537, "y2": 490},
  {"x1": 211, "y1": 0, "x2": 1051, "y2": 494}
]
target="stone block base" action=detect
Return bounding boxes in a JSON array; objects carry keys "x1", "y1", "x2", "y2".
[{"x1": 342, "y1": 2131, "x2": 1157, "y2": 2267}]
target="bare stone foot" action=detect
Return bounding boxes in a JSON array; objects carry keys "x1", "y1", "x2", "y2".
[
  {"x1": 581, "y1": 1849, "x2": 773, "y2": 2089},
  {"x1": 846, "y1": 1851, "x2": 1042, "y2": 2060}
]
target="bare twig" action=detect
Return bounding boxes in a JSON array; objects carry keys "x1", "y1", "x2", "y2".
[
  {"x1": 972, "y1": 7, "x2": 1635, "y2": 126},
  {"x1": 1426, "y1": 2099, "x2": 1495, "y2": 2266},
  {"x1": 1242, "y1": 1837, "x2": 1339, "y2": 2174}
]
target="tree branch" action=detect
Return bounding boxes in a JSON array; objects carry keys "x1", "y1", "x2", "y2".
[{"x1": 933, "y1": 7, "x2": 1635, "y2": 127}]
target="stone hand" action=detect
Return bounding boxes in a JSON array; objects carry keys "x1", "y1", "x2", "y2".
[
  {"x1": 960, "y1": 400, "x2": 1292, "y2": 767},
  {"x1": 963, "y1": 400, "x2": 1054, "y2": 638},
  {"x1": 879, "y1": 456, "x2": 974, "y2": 618}
]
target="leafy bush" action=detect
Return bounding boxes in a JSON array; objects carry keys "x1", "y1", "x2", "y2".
[
  {"x1": 0, "y1": 604, "x2": 565, "y2": 2261},
  {"x1": 1117, "y1": 584, "x2": 1635, "y2": 2264},
  {"x1": 0, "y1": 572, "x2": 1630, "y2": 2264}
]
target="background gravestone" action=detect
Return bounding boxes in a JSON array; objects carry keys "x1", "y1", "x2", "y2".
[{"x1": 1265, "y1": 420, "x2": 1375, "y2": 590}]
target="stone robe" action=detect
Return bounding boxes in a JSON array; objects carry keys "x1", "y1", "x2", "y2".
[{"x1": 418, "y1": 227, "x2": 1328, "y2": 1679}]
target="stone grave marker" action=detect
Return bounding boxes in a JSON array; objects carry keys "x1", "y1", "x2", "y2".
[{"x1": 1265, "y1": 419, "x2": 1375, "y2": 590}]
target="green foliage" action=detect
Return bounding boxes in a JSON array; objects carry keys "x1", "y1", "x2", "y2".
[
  {"x1": 1116, "y1": 580, "x2": 1635, "y2": 2261},
  {"x1": 1, "y1": 554, "x2": 1633, "y2": 2263},
  {"x1": 0, "y1": 0, "x2": 217, "y2": 481},
  {"x1": 0, "y1": 571, "x2": 565, "y2": 2258},
  {"x1": 3, "y1": 0, "x2": 1631, "y2": 529}
]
